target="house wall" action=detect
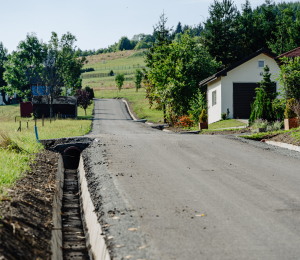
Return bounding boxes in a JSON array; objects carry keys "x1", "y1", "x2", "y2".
[
  {"x1": 207, "y1": 77, "x2": 222, "y2": 124},
  {"x1": 222, "y1": 53, "x2": 280, "y2": 120}
]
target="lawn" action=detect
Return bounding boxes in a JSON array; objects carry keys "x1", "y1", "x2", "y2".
[
  {"x1": 207, "y1": 119, "x2": 247, "y2": 130},
  {"x1": 0, "y1": 102, "x2": 93, "y2": 192},
  {"x1": 94, "y1": 87, "x2": 164, "y2": 123}
]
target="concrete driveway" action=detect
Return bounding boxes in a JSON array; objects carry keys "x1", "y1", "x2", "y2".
[{"x1": 86, "y1": 98, "x2": 300, "y2": 260}]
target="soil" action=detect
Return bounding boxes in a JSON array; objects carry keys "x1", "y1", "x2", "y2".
[
  {"x1": 201, "y1": 128, "x2": 251, "y2": 135},
  {"x1": 0, "y1": 150, "x2": 58, "y2": 260},
  {"x1": 269, "y1": 129, "x2": 300, "y2": 146}
]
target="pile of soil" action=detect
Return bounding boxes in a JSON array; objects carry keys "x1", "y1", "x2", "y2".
[
  {"x1": 269, "y1": 129, "x2": 300, "y2": 146},
  {"x1": 0, "y1": 150, "x2": 58, "y2": 260},
  {"x1": 201, "y1": 128, "x2": 251, "y2": 135}
]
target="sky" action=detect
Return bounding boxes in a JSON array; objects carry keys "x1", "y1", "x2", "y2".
[{"x1": 0, "y1": 0, "x2": 291, "y2": 53}]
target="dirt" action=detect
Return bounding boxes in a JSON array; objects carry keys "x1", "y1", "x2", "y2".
[
  {"x1": 0, "y1": 150, "x2": 58, "y2": 260},
  {"x1": 201, "y1": 128, "x2": 251, "y2": 135},
  {"x1": 269, "y1": 129, "x2": 300, "y2": 146}
]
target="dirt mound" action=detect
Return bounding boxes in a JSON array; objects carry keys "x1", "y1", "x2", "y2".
[{"x1": 0, "y1": 150, "x2": 58, "y2": 260}]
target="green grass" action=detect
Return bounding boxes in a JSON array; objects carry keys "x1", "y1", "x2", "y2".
[
  {"x1": 207, "y1": 119, "x2": 247, "y2": 130},
  {"x1": 94, "y1": 88, "x2": 164, "y2": 122},
  {"x1": 0, "y1": 103, "x2": 93, "y2": 193},
  {"x1": 82, "y1": 51, "x2": 146, "y2": 88},
  {"x1": 242, "y1": 128, "x2": 300, "y2": 141}
]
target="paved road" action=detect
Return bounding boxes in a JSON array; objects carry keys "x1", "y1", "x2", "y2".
[{"x1": 88, "y1": 98, "x2": 300, "y2": 260}]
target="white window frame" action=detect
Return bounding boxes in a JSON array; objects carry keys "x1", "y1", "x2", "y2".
[
  {"x1": 258, "y1": 60, "x2": 265, "y2": 68},
  {"x1": 212, "y1": 90, "x2": 217, "y2": 106}
]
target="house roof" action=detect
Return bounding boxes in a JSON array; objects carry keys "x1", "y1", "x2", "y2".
[
  {"x1": 32, "y1": 96, "x2": 77, "y2": 105},
  {"x1": 200, "y1": 48, "x2": 277, "y2": 86},
  {"x1": 275, "y1": 46, "x2": 300, "y2": 60}
]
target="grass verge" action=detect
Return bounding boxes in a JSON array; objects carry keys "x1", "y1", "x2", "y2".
[{"x1": 0, "y1": 103, "x2": 93, "y2": 193}]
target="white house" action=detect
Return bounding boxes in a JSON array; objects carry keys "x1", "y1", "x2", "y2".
[{"x1": 200, "y1": 48, "x2": 280, "y2": 124}]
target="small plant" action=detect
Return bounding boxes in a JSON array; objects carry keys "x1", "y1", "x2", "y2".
[
  {"x1": 290, "y1": 99, "x2": 300, "y2": 124},
  {"x1": 0, "y1": 131, "x2": 26, "y2": 153},
  {"x1": 266, "y1": 124, "x2": 274, "y2": 132},
  {"x1": 273, "y1": 120, "x2": 283, "y2": 131},
  {"x1": 284, "y1": 98, "x2": 297, "y2": 119},
  {"x1": 178, "y1": 115, "x2": 194, "y2": 128},
  {"x1": 199, "y1": 109, "x2": 208, "y2": 123},
  {"x1": 252, "y1": 119, "x2": 268, "y2": 129},
  {"x1": 115, "y1": 73, "x2": 125, "y2": 92},
  {"x1": 109, "y1": 70, "x2": 114, "y2": 76},
  {"x1": 221, "y1": 113, "x2": 227, "y2": 120}
]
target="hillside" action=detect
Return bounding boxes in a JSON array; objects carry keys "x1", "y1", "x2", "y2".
[{"x1": 82, "y1": 49, "x2": 146, "y2": 89}]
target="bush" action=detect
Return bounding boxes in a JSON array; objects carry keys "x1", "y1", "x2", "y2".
[
  {"x1": 284, "y1": 98, "x2": 297, "y2": 119},
  {"x1": 188, "y1": 90, "x2": 207, "y2": 123},
  {"x1": 221, "y1": 113, "x2": 227, "y2": 120},
  {"x1": 272, "y1": 98, "x2": 285, "y2": 120},
  {"x1": 109, "y1": 70, "x2": 114, "y2": 76},
  {"x1": 252, "y1": 119, "x2": 268, "y2": 129},
  {"x1": 84, "y1": 86, "x2": 94, "y2": 99},
  {"x1": 177, "y1": 115, "x2": 194, "y2": 128},
  {"x1": 199, "y1": 109, "x2": 208, "y2": 123},
  {"x1": 273, "y1": 120, "x2": 283, "y2": 131}
]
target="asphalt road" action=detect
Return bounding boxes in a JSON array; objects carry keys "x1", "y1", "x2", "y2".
[{"x1": 87, "y1": 98, "x2": 300, "y2": 260}]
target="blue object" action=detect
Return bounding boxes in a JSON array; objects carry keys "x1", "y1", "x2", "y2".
[
  {"x1": 35, "y1": 126, "x2": 40, "y2": 143},
  {"x1": 32, "y1": 86, "x2": 51, "y2": 96}
]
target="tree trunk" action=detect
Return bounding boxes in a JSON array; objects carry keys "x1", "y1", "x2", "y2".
[{"x1": 85, "y1": 109, "x2": 87, "y2": 116}]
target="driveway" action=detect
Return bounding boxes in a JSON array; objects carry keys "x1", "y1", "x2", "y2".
[{"x1": 86, "y1": 98, "x2": 300, "y2": 260}]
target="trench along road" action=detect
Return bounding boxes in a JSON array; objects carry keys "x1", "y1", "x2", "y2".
[{"x1": 88, "y1": 98, "x2": 300, "y2": 260}]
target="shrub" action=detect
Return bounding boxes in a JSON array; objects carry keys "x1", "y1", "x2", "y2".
[
  {"x1": 252, "y1": 119, "x2": 268, "y2": 129},
  {"x1": 188, "y1": 90, "x2": 207, "y2": 124},
  {"x1": 272, "y1": 98, "x2": 285, "y2": 120},
  {"x1": 284, "y1": 98, "x2": 297, "y2": 119},
  {"x1": 199, "y1": 109, "x2": 208, "y2": 123},
  {"x1": 109, "y1": 70, "x2": 114, "y2": 76},
  {"x1": 221, "y1": 113, "x2": 227, "y2": 120},
  {"x1": 290, "y1": 99, "x2": 300, "y2": 124},
  {"x1": 84, "y1": 86, "x2": 94, "y2": 99},
  {"x1": 177, "y1": 115, "x2": 194, "y2": 128},
  {"x1": 273, "y1": 120, "x2": 283, "y2": 131}
]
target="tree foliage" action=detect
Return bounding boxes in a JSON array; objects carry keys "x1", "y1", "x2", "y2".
[
  {"x1": 115, "y1": 73, "x2": 125, "y2": 91},
  {"x1": 77, "y1": 89, "x2": 93, "y2": 116},
  {"x1": 134, "y1": 68, "x2": 143, "y2": 92},
  {"x1": 250, "y1": 65, "x2": 276, "y2": 123}
]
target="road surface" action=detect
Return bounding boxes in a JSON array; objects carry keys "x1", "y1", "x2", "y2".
[{"x1": 86, "y1": 98, "x2": 300, "y2": 260}]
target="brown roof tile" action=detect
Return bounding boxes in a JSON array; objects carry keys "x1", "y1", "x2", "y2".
[{"x1": 276, "y1": 47, "x2": 300, "y2": 59}]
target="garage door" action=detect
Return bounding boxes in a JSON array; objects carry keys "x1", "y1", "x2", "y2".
[{"x1": 233, "y1": 83, "x2": 258, "y2": 119}]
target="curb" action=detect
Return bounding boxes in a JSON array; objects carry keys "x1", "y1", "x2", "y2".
[
  {"x1": 121, "y1": 99, "x2": 138, "y2": 121},
  {"x1": 265, "y1": 140, "x2": 300, "y2": 153}
]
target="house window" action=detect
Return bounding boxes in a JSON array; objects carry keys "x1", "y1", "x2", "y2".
[
  {"x1": 212, "y1": 91, "x2": 217, "y2": 106},
  {"x1": 258, "y1": 60, "x2": 265, "y2": 68}
]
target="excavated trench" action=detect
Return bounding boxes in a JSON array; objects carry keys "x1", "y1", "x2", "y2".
[{"x1": 61, "y1": 147, "x2": 89, "y2": 260}]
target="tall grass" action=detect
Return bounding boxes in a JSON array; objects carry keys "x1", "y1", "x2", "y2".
[{"x1": 0, "y1": 104, "x2": 93, "y2": 193}]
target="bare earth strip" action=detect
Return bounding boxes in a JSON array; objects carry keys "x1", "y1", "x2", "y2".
[{"x1": 86, "y1": 98, "x2": 300, "y2": 260}]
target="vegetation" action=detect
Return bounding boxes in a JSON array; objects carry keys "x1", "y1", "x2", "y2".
[
  {"x1": 188, "y1": 90, "x2": 207, "y2": 124},
  {"x1": 284, "y1": 98, "x2": 297, "y2": 119},
  {"x1": 0, "y1": 104, "x2": 93, "y2": 192},
  {"x1": 134, "y1": 68, "x2": 143, "y2": 92},
  {"x1": 115, "y1": 73, "x2": 125, "y2": 92},
  {"x1": 77, "y1": 89, "x2": 93, "y2": 116},
  {"x1": 199, "y1": 109, "x2": 208, "y2": 123},
  {"x1": 250, "y1": 65, "x2": 276, "y2": 123}
]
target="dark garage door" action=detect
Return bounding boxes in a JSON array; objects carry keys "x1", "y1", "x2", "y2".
[{"x1": 233, "y1": 83, "x2": 258, "y2": 119}]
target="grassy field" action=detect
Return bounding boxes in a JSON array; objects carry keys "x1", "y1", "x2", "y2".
[
  {"x1": 206, "y1": 119, "x2": 247, "y2": 130},
  {"x1": 82, "y1": 50, "x2": 146, "y2": 89},
  {"x1": 0, "y1": 103, "x2": 93, "y2": 193}
]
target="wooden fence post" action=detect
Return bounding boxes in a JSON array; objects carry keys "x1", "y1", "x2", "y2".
[{"x1": 42, "y1": 115, "x2": 44, "y2": 127}]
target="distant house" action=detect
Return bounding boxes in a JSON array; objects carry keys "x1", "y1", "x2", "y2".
[
  {"x1": 200, "y1": 48, "x2": 280, "y2": 124},
  {"x1": 32, "y1": 96, "x2": 78, "y2": 118},
  {"x1": 275, "y1": 46, "x2": 300, "y2": 64}
]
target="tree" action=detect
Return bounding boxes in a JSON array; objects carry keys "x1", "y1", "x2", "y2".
[
  {"x1": 276, "y1": 56, "x2": 300, "y2": 101},
  {"x1": 36, "y1": 32, "x2": 86, "y2": 117},
  {"x1": 174, "y1": 22, "x2": 183, "y2": 34},
  {"x1": 85, "y1": 86, "x2": 94, "y2": 99},
  {"x1": 3, "y1": 33, "x2": 47, "y2": 97},
  {"x1": 202, "y1": 0, "x2": 239, "y2": 67},
  {"x1": 77, "y1": 89, "x2": 92, "y2": 116},
  {"x1": 249, "y1": 65, "x2": 276, "y2": 123},
  {"x1": 134, "y1": 68, "x2": 143, "y2": 92},
  {"x1": 146, "y1": 32, "x2": 220, "y2": 119},
  {"x1": 117, "y1": 37, "x2": 132, "y2": 51},
  {"x1": 0, "y1": 42, "x2": 8, "y2": 89},
  {"x1": 115, "y1": 73, "x2": 125, "y2": 92}
]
